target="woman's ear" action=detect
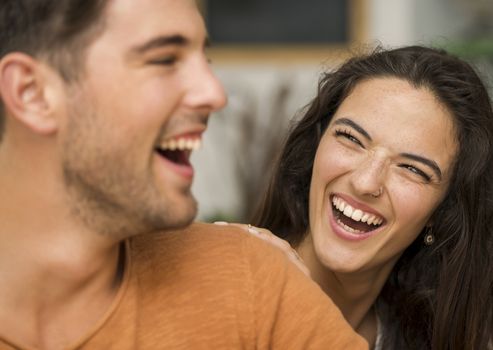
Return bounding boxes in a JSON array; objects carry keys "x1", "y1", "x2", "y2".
[{"x1": 0, "y1": 52, "x2": 59, "y2": 135}]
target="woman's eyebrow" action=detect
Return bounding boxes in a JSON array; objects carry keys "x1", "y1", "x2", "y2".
[
  {"x1": 400, "y1": 153, "x2": 443, "y2": 180},
  {"x1": 333, "y1": 118, "x2": 372, "y2": 141}
]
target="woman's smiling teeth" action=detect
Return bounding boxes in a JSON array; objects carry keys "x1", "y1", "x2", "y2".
[{"x1": 331, "y1": 195, "x2": 384, "y2": 234}]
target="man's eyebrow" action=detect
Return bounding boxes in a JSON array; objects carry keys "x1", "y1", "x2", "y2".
[
  {"x1": 130, "y1": 34, "x2": 189, "y2": 54},
  {"x1": 333, "y1": 118, "x2": 372, "y2": 141},
  {"x1": 400, "y1": 153, "x2": 443, "y2": 180}
]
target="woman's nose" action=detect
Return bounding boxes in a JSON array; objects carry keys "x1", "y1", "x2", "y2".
[{"x1": 349, "y1": 152, "x2": 388, "y2": 198}]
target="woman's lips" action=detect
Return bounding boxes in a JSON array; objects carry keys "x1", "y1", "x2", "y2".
[{"x1": 328, "y1": 193, "x2": 386, "y2": 242}]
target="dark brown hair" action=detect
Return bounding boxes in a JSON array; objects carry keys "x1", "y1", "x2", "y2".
[
  {"x1": 0, "y1": 0, "x2": 108, "y2": 140},
  {"x1": 253, "y1": 46, "x2": 493, "y2": 349}
]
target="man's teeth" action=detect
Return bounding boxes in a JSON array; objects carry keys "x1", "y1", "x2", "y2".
[
  {"x1": 159, "y1": 138, "x2": 201, "y2": 151},
  {"x1": 332, "y1": 196, "x2": 383, "y2": 226}
]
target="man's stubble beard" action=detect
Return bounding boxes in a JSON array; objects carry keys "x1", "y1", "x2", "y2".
[{"x1": 61, "y1": 96, "x2": 197, "y2": 240}]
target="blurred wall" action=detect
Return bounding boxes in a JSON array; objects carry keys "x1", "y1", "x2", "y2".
[
  {"x1": 368, "y1": 0, "x2": 475, "y2": 46},
  {"x1": 192, "y1": 64, "x2": 322, "y2": 222}
]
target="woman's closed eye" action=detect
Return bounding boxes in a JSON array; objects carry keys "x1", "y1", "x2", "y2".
[
  {"x1": 398, "y1": 163, "x2": 432, "y2": 182},
  {"x1": 334, "y1": 129, "x2": 364, "y2": 148}
]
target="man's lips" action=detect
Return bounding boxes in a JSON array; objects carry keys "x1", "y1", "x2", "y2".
[
  {"x1": 155, "y1": 132, "x2": 203, "y2": 165},
  {"x1": 154, "y1": 131, "x2": 204, "y2": 179}
]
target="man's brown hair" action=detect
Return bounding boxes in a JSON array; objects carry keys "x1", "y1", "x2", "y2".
[{"x1": 0, "y1": 0, "x2": 108, "y2": 140}]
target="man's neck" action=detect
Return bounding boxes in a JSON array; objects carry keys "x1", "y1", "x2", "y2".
[
  {"x1": 0, "y1": 118, "x2": 129, "y2": 349},
  {"x1": 0, "y1": 227, "x2": 125, "y2": 349},
  {"x1": 0, "y1": 172, "x2": 126, "y2": 349}
]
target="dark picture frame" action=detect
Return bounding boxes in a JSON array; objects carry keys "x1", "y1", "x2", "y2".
[{"x1": 199, "y1": 0, "x2": 367, "y2": 63}]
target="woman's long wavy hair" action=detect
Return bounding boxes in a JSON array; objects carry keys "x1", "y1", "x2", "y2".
[{"x1": 252, "y1": 46, "x2": 493, "y2": 349}]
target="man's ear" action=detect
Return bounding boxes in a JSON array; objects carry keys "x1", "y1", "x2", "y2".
[{"x1": 0, "y1": 52, "x2": 60, "y2": 135}]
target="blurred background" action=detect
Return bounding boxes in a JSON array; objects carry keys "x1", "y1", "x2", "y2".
[{"x1": 192, "y1": 0, "x2": 493, "y2": 223}]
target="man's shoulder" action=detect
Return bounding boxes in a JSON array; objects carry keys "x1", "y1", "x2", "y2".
[
  {"x1": 130, "y1": 222, "x2": 260, "y2": 262},
  {"x1": 127, "y1": 221, "x2": 313, "y2": 304},
  {"x1": 124, "y1": 222, "x2": 368, "y2": 349},
  {"x1": 128, "y1": 222, "x2": 282, "y2": 284}
]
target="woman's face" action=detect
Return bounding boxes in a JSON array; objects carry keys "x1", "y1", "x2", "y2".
[{"x1": 307, "y1": 77, "x2": 457, "y2": 274}]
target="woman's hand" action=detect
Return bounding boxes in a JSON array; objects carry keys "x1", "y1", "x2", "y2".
[{"x1": 214, "y1": 222, "x2": 311, "y2": 277}]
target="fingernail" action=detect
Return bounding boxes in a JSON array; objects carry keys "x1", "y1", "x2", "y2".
[
  {"x1": 248, "y1": 227, "x2": 261, "y2": 235},
  {"x1": 214, "y1": 221, "x2": 228, "y2": 225}
]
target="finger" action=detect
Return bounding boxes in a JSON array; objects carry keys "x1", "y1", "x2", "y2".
[
  {"x1": 213, "y1": 221, "x2": 229, "y2": 226},
  {"x1": 219, "y1": 222, "x2": 264, "y2": 236},
  {"x1": 214, "y1": 221, "x2": 258, "y2": 234}
]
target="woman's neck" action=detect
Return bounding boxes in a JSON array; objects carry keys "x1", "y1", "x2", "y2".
[{"x1": 297, "y1": 235, "x2": 397, "y2": 344}]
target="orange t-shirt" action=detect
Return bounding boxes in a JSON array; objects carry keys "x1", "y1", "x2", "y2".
[{"x1": 0, "y1": 223, "x2": 367, "y2": 349}]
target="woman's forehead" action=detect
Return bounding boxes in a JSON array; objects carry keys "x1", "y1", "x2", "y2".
[{"x1": 329, "y1": 78, "x2": 458, "y2": 173}]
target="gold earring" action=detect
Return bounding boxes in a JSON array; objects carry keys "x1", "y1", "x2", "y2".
[{"x1": 424, "y1": 227, "x2": 435, "y2": 246}]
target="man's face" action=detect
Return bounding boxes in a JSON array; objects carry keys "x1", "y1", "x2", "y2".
[{"x1": 60, "y1": 0, "x2": 226, "y2": 237}]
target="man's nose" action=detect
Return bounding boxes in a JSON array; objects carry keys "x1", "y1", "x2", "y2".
[{"x1": 182, "y1": 57, "x2": 227, "y2": 113}]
